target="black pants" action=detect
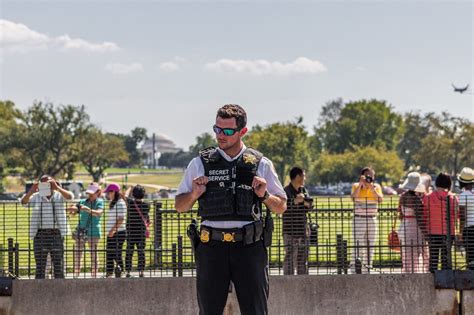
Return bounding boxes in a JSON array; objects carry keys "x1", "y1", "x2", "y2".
[
  {"x1": 106, "y1": 231, "x2": 126, "y2": 274},
  {"x1": 126, "y1": 235, "x2": 146, "y2": 272},
  {"x1": 427, "y1": 234, "x2": 453, "y2": 272},
  {"x1": 196, "y1": 240, "x2": 269, "y2": 315},
  {"x1": 33, "y1": 229, "x2": 64, "y2": 279},
  {"x1": 463, "y1": 226, "x2": 474, "y2": 270}
]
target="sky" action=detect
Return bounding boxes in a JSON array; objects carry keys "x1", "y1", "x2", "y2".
[{"x1": 1, "y1": 0, "x2": 472, "y2": 149}]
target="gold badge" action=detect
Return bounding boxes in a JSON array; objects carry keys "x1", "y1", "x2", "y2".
[
  {"x1": 200, "y1": 229, "x2": 210, "y2": 243},
  {"x1": 243, "y1": 154, "x2": 257, "y2": 165},
  {"x1": 222, "y1": 232, "x2": 235, "y2": 242}
]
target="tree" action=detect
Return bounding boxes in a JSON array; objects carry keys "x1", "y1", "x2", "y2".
[
  {"x1": 315, "y1": 99, "x2": 404, "y2": 153},
  {"x1": 189, "y1": 132, "x2": 217, "y2": 156},
  {"x1": 15, "y1": 102, "x2": 91, "y2": 179},
  {"x1": 114, "y1": 127, "x2": 148, "y2": 168},
  {"x1": 310, "y1": 146, "x2": 405, "y2": 185},
  {"x1": 0, "y1": 100, "x2": 23, "y2": 192},
  {"x1": 397, "y1": 112, "x2": 433, "y2": 169},
  {"x1": 411, "y1": 113, "x2": 474, "y2": 175},
  {"x1": 159, "y1": 150, "x2": 193, "y2": 168},
  {"x1": 245, "y1": 118, "x2": 312, "y2": 183},
  {"x1": 79, "y1": 129, "x2": 129, "y2": 182}
]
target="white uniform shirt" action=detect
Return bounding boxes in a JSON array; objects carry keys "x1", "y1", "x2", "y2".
[
  {"x1": 460, "y1": 190, "x2": 474, "y2": 227},
  {"x1": 177, "y1": 145, "x2": 287, "y2": 228}
]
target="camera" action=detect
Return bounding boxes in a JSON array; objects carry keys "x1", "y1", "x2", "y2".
[{"x1": 365, "y1": 175, "x2": 373, "y2": 183}]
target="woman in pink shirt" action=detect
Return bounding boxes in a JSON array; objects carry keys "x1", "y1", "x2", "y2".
[{"x1": 423, "y1": 173, "x2": 458, "y2": 273}]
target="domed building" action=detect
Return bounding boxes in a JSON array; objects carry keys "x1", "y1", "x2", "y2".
[{"x1": 140, "y1": 133, "x2": 181, "y2": 168}]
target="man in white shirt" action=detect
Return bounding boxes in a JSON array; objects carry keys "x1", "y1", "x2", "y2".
[
  {"x1": 459, "y1": 167, "x2": 474, "y2": 269},
  {"x1": 176, "y1": 104, "x2": 286, "y2": 315},
  {"x1": 21, "y1": 175, "x2": 74, "y2": 279}
]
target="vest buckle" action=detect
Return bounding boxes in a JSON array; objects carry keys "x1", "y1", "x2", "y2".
[{"x1": 222, "y1": 232, "x2": 235, "y2": 242}]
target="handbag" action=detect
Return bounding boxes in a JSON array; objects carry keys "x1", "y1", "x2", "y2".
[
  {"x1": 133, "y1": 200, "x2": 150, "y2": 238},
  {"x1": 388, "y1": 226, "x2": 401, "y2": 252}
]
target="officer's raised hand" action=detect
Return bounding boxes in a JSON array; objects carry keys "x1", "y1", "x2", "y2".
[
  {"x1": 252, "y1": 176, "x2": 267, "y2": 198},
  {"x1": 191, "y1": 176, "x2": 208, "y2": 199}
]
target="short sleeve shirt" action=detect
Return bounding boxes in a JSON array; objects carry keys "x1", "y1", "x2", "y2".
[{"x1": 78, "y1": 198, "x2": 104, "y2": 238}]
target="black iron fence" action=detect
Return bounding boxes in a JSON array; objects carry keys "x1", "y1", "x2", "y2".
[{"x1": 0, "y1": 195, "x2": 471, "y2": 279}]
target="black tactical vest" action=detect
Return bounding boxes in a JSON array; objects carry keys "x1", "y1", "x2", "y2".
[{"x1": 198, "y1": 147, "x2": 263, "y2": 221}]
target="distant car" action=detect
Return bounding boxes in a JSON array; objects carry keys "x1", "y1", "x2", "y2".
[{"x1": 0, "y1": 193, "x2": 20, "y2": 201}]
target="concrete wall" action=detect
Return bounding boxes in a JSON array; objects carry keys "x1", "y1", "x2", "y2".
[{"x1": 0, "y1": 275, "x2": 459, "y2": 315}]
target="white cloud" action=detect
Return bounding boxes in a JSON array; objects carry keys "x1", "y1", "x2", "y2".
[
  {"x1": 159, "y1": 62, "x2": 180, "y2": 72},
  {"x1": 356, "y1": 66, "x2": 367, "y2": 72},
  {"x1": 55, "y1": 35, "x2": 119, "y2": 53},
  {"x1": 205, "y1": 57, "x2": 327, "y2": 75},
  {"x1": 0, "y1": 19, "x2": 119, "y2": 54},
  {"x1": 105, "y1": 62, "x2": 143, "y2": 75}
]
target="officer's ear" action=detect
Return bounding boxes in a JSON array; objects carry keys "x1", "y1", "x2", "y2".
[{"x1": 240, "y1": 127, "x2": 248, "y2": 137}]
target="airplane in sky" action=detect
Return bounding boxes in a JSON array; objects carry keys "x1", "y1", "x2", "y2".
[{"x1": 452, "y1": 83, "x2": 470, "y2": 94}]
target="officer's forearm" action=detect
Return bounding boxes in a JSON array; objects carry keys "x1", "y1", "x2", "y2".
[
  {"x1": 264, "y1": 195, "x2": 287, "y2": 214},
  {"x1": 175, "y1": 193, "x2": 199, "y2": 213}
]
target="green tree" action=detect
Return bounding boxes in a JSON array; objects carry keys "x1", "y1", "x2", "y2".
[
  {"x1": 79, "y1": 129, "x2": 129, "y2": 182},
  {"x1": 159, "y1": 150, "x2": 193, "y2": 168},
  {"x1": 412, "y1": 113, "x2": 474, "y2": 175},
  {"x1": 16, "y1": 102, "x2": 91, "y2": 179},
  {"x1": 310, "y1": 146, "x2": 404, "y2": 185},
  {"x1": 245, "y1": 117, "x2": 312, "y2": 183},
  {"x1": 315, "y1": 99, "x2": 404, "y2": 153},
  {"x1": 0, "y1": 100, "x2": 23, "y2": 192},
  {"x1": 189, "y1": 132, "x2": 217, "y2": 156},
  {"x1": 124, "y1": 127, "x2": 148, "y2": 167}
]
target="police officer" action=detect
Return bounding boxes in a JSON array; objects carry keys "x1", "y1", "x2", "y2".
[{"x1": 175, "y1": 104, "x2": 287, "y2": 315}]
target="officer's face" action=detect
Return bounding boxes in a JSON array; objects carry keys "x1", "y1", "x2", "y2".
[{"x1": 215, "y1": 117, "x2": 245, "y2": 151}]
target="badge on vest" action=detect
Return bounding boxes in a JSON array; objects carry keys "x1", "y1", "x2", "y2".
[
  {"x1": 200, "y1": 229, "x2": 210, "y2": 243},
  {"x1": 243, "y1": 153, "x2": 257, "y2": 165}
]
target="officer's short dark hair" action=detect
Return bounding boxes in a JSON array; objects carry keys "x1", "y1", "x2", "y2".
[
  {"x1": 132, "y1": 185, "x2": 146, "y2": 199},
  {"x1": 216, "y1": 104, "x2": 247, "y2": 129},
  {"x1": 289, "y1": 167, "x2": 305, "y2": 180},
  {"x1": 435, "y1": 173, "x2": 452, "y2": 189}
]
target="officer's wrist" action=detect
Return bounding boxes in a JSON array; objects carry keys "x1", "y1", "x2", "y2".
[{"x1": 259, "y1": 190, "x2": 270, "y2": 202}]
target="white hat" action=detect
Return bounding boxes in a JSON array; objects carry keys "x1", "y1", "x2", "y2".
[
  {"x1": 85, "y1": 183, "x2": 101, "y2": 194},
  {"x1": 458, "y1": 167, "x2": 474, "y2": 184},
  {"x1": 400, "y1": 172, "x2": 425, "y2": 193}
]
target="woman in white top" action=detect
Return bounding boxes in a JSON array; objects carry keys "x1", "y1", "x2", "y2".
[
  {"x1": 398, "y1": 172, "x2": 427, "y2": 273},
  {"x1": 459, "y1": 167, "x2": 474, "y2": 270},
  {"x1": 104, "y1": 183, "x2": 127, "y2": 278}
]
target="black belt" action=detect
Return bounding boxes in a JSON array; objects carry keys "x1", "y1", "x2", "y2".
[
  {"x1": 200, "y1": 221, "x2": 263, "y2": 245},
  {"x1": 37, "y1": 229, "x2": 60, "y2": 234}
]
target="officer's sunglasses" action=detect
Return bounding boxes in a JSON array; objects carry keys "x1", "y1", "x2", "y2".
[{"x1": 213, "y1": 125, "x2": 242, "y2": 136}]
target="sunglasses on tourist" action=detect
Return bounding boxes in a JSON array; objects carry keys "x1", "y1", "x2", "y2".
[{"x1": 213, "y1": 125, "x2": 242, "y2": 136}]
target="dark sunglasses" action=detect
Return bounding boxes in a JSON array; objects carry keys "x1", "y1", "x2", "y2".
[{"x1": 213, "y1": 125, "x2": 241, "y2": 136}]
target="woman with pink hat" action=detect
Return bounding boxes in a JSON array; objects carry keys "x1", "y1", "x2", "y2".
[
  {"x1": 398, "y1": 172, "x2": 427, "y2": 273},
  {"x1": 104, "y1": 183, "x2": 127, "y2": 278},
  {"x1": 68, "y1": 182, "x2": 104, "y2": 278},
  {"x1": 458, "y1": 167, "x2": 474, "y2": 269}
]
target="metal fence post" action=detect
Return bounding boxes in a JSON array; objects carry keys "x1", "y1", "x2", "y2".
[
  {"x1": 14, "y1": 242, "x2": 19, "y2": 278},
  {"x1": 446, "y1": 196, "x2": 453, "y2": 270},
  {"x1": 7, "y1": 238, "x2": 14, "y2": 277},
  {"x1": 177, "y1": 236, "x2": 183, "y2": 277},
  {"x1": 336, "y1": 234, "x2": 343, "y2": 274},
  {"x1": 154, "y1": 201, "x2": 163, "y2": 268},
  {"x1": 172, "y1": 243, "x2": 177, "y2": 277}
]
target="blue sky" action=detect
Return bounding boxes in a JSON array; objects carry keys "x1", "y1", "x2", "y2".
[{"x1": 1, "y1": 1, "x2": 472, "y2": 149}]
